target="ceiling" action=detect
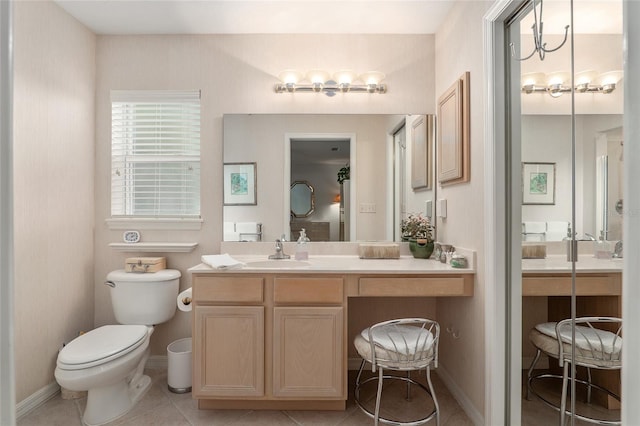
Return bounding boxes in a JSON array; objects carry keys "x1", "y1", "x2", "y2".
[
  {"x1": 53, "y1": 0, "x2": 457, "y2": 35},
  {"x1": 53, "y1": 0, "x2": 622, "y2": 36}
]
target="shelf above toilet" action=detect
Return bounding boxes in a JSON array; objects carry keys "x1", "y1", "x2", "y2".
[{"x1": 109, "y1": 242, "x2": 198, "y2": 253}]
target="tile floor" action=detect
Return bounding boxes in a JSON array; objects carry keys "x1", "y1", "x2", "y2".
[
  {"x1": 18, "y1": 368, "x2": 621, "y2": 425},
  {"x1": 18, "y1": 368, "x2": 473, "y2": 426}
]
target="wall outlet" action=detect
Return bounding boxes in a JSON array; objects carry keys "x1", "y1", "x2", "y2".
[{"x1": 359, "y1": 203, "x2": 376, "y2": 213}]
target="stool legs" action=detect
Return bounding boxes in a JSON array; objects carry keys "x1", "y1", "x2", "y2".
[
  {"x1": 426, "y1": 366, "x2": 440, "y2": 426},
  {"x1": 526, "y1": 349, "x2": 542, "y2": 400}
]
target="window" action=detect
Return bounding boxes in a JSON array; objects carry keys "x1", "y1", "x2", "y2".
[{"x1": 111, "y1": 90, "x2": 201, "y2": 218}]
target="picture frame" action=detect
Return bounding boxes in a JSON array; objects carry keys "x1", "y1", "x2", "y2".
[
  {"x1": 411, "y1": 115, "x2": 433, "y2": 190},
  {"x1": 223, "y1": 162, "x2": 257, "y2": 206},
  {"x1": 522, "y1": 162, "x2": 556, "y2": 205},
  {"x1": 437, "y1": 71, "x2": 470, "y2": 186}
]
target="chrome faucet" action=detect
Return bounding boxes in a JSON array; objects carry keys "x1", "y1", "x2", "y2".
[
  {"x1": 268, "y1": 239, "x2": 290, "y2": 260},
  {"x1": 613, "y1": 240, "x2": 623, "y2": 258}
]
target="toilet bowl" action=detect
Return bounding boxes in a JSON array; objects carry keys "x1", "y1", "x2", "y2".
[{"x1": 55, "y1": 269, "x2": 181, "y2": 426}]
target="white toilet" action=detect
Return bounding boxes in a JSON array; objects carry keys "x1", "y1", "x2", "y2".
[{"x1": 55, "y1": 269, "x2": 181, "y2": 426}]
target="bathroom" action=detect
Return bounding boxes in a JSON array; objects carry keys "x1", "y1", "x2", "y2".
[{"x1": 2, "y1": 0, "x2": 639, "y2": 425}]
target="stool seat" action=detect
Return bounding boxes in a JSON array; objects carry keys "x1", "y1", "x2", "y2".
[{"x1": 354, "y1": 318, "x2": 440, "y2": 426}]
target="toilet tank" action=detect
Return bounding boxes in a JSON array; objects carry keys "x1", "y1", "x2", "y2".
[{"x1": 106, "y1": 269, "x2": 181, "y2": 325}]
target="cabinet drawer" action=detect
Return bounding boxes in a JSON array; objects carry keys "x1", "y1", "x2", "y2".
[
  {"x1": 359, "y1": 276, "x2": 473, "y2": 297},
  {"x1": 522, "y1": 275, "x2": 621, "y2": 296},
  {"x1": 194, "y1": 276, "x2": 264, "y2": 303},
  {"x1": 274, "y1": 277, "x2": 343, "y2": 304}
]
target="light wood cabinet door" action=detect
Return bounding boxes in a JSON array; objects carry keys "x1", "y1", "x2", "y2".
[
  {"x1": 273, "y1": 307, "x2": 344, "y2": 398},
  {"x1": 193, "y1": 305, "x2": 264, "y2": 397}
]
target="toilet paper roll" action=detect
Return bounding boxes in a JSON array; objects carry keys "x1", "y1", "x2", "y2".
[{"x1": 177, "y1": 287, "x2": 192, "y2": 312}]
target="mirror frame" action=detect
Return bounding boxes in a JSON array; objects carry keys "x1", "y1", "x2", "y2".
[{"x1": 290, "y1": 180, "x2": 315, "y2": 218}]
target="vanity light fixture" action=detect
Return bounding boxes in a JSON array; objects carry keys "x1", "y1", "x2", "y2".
[
  {"x1": 274, "y1": 69, "x2": 387, "y2": 96},
  {"x1": 521, "y1": 70, "x2": 623, "y2": 97}
]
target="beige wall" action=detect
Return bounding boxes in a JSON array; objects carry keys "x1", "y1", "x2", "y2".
[
  {"x1": 13, "y1": 1, "x2": 96, "y2": 402},
  {"x1": 434, "y1": 1, "x2": 493, "y2": 420},
  {"x1": 94, "y1": 34, "x2": 437, "y2": 355}
]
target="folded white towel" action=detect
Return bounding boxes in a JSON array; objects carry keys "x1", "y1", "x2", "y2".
[
  {"x1": 236, "y1": 222, "x2": 258, "y2": 234},
  {"x1": 523, "y1": 221, "x2": 546, "y2": 234},
  {"x1": 201, "y1": 254, "x2": 244, "y2": 269},
  {"x1": 546, "y1": 221, "x2": 569, "y2": 233}
]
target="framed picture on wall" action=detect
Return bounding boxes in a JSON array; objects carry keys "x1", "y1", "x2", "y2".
[
  {"x1": 223, "y1": 162, "x2": 257, "y2": 205},
  {"x1": 522, "y1": 162, "x2": 556, "y2": 205}
]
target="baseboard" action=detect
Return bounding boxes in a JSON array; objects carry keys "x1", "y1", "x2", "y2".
[
  {"x1": 147, "y1": 354, "x2": 168, "y2": 370},
  {"x1": 436, "y1": 366, "x2": 484, "y2": 426},
  {"x1": 16, "y1": 382, "x2": 60, "y2": 420}
]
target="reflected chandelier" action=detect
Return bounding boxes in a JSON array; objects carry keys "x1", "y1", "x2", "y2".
[{"x1": 274, "y1": 69, "x2": 387, "y2": 96}]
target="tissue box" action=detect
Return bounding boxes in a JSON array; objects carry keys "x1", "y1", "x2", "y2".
[
  {"x1": 125, "y1": 257, "x2": 166, "y2": 273},
  {"x1": 522, "y1": 245, "x2": 546, "y2": 259},
  {"x1": 358, "y1": 243, "x2": 400, "y2": 259}
]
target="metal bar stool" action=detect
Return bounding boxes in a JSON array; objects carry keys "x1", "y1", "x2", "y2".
[
  {"x1": 527, "y1": 317, "x2": 622, "y2": 425},
  {"x1": 354, "y1": 318, "x2": 440, "y2": 426}
]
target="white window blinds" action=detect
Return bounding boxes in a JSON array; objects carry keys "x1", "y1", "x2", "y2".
[{"x1": 111, "y1": 90, "x2": 201, "y2": 217}]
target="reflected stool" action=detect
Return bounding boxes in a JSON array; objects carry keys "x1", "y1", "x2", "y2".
[{"x1": 527, "y1": 317, "x2": 622, "y2": 425}]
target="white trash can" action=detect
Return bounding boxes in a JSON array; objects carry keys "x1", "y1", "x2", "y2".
[{"x1": 167, "y1": 337, "x2": 192, "y2": 393}]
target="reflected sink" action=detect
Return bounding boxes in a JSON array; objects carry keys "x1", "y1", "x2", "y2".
[{"x1": 244, "y1": 260, "x2": 311, "y2": 269}]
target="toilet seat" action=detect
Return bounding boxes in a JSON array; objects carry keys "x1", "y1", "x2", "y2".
[{"x1": 57, "y1": 325, "x2": 149, "y2": 370}]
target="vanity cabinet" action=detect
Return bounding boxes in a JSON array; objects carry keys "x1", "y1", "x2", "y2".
[
  {"x1": 190, "y1": 264, "x2": 474, "y2": 411},
  {"x1": 273, "y1": 277, "x2": 344, "y2": 398},
  {"x1": 191, "y1": 273, "x2": 346, "y2": 409},
  {"x1": 192, "y1": 276, "x2": 265, "y2": 398}
]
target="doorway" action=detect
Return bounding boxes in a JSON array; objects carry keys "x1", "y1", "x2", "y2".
[{"x1": 284, "y1": 133, "x2": 356, "y2": 242}]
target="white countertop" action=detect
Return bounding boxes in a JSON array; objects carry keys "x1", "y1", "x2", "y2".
[
  {"x1": 522, "y1": 255, "x2": 623, "y2": 273},
  {"x1": 189, "y1": 255, "x2": 475, "y2": 275}
]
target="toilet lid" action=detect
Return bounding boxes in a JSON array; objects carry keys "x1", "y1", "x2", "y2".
[{"x1": 57, "y1": 325, "x2": 149, "y2": 369}]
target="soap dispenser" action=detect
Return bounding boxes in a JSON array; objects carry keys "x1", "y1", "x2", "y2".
[
  {"x1": 594, "y1": 231, "x2": 612, "y2": 259},
  {"x1": 295, "y1": 228, "x2": 310, "y2": 260}
]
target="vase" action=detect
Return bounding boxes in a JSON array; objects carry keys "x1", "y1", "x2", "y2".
[{"x1": 409, "y1": 239, "x2": 434, "y2": 259}]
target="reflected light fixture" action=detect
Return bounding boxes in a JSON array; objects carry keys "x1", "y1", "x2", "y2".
[
  {"x1": 274, "y1": 69, "x2": 387, "y2": 96},
  {"x1": 521, "y1": 70, "x2": 623, "y2": 97}
]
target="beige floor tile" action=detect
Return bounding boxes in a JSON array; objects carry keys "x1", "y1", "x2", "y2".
[
  {"x1": 17, "y1": 395, "x2": 83, "y2": 426},
  {"x1": 116, "y1": 403, "x2": 192, "y2": 426},
  {"x1": 227, "y1": 410, "x2": 299, "y2": 425},
  {"x1": 284, "y1": 407, "x2": 357, "y2": 426},
  {"x1": 171, "y1": 398, "x2": 252, "y2": 426}
]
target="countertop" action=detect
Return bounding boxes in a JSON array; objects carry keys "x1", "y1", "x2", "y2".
[
  {"x1": 188, "y1": 255, "x2": 475, "y2": 275},
  {"x1": 522, "y1": 255, "x2": 623, "y2": 274}
]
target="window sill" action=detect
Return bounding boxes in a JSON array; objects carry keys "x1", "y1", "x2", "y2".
[
  {"x1": 106, "y1": 217, "x2": 203, "y2": 231},
  {"x1": 109, "y1": 242, "x2": 199, "y2": 253}
]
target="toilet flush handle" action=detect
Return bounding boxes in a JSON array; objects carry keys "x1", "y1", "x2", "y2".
[{"x1": 104, "y1": 280, "x2": 116, "y2": 288}]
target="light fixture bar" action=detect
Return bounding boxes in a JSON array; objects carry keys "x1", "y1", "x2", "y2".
[
  {"x1": 274, "y1": 82, "x2": 387, "y2": 95},
  {"x1": 521, "y1": 83, "x2": 618, "y2": 95}
]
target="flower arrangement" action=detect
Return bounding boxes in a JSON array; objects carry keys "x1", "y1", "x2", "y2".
[{"x1": 401, "y1": 213, "x2": 433, "y2": 242}]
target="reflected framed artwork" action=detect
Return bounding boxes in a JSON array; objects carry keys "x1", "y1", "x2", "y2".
[
  {"x1": 223, "y1": 162, "x2": 257, "y2": 205},
  {"x1": 522, "y1": 162, "x2": 556, "y2": 205},
  {"x1": 411, "y1": 115, "x2": 433, "y2": 190}
]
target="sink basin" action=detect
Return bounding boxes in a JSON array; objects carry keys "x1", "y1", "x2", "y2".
[{"x1": 244, "y1": 260, "x2": 311, "y2": 269}]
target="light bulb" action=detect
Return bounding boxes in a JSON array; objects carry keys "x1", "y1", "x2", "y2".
[
  {"x1": 278, "y1": 69, "x2": 303, "y2": 85},
  {"x1": 333, "y1": 70, "x2": 356, "y2": 85},
  {"x1": 359, "y1": 71, "x2": 385, "y2": 85}
]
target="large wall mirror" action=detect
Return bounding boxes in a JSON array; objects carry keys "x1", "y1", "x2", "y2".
[{"x1": 223, "y1": 114, "x2": 436, "y2": 242}]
